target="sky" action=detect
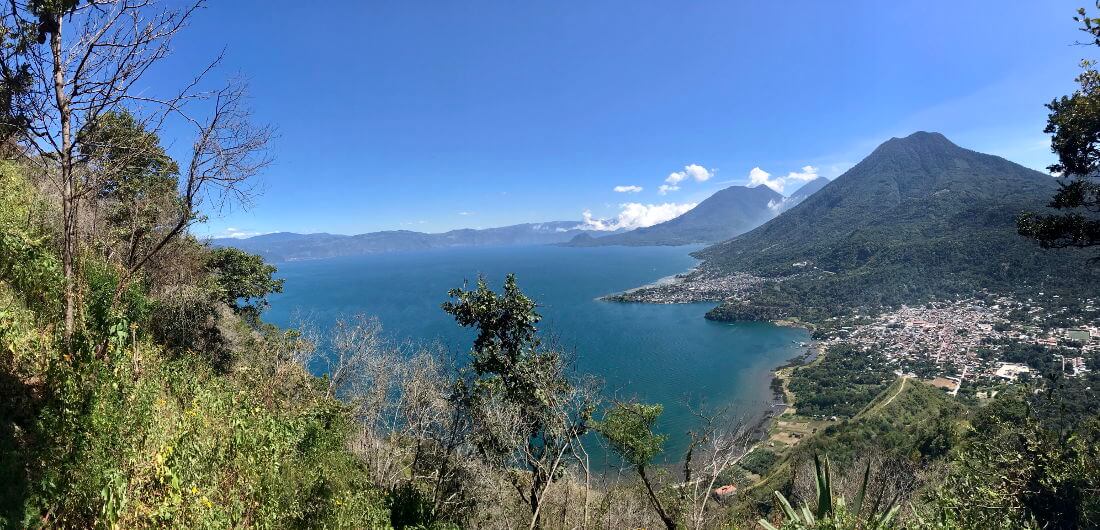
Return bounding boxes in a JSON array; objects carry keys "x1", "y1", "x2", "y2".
[{"x1": 140, "y1": 1, "x2": 1092, "y2": 238}]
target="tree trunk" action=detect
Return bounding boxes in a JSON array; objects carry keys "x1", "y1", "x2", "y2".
[
  {"x1": 50, "y1": 15, "x2": 76, "y2": 345},
  {"x1": 47, "y1": 13, "x2": 76, "y2": 343},
  {"x1": 638, "y1": 465, "x2": 678, "y2": 530},
  {"x1": 528, "y1": 473, "x2": 544, "y2": 530}
]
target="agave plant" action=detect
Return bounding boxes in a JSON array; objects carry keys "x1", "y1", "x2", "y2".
[{"x1": 760, "y1": 454, "x2": 901, "y2": 530}]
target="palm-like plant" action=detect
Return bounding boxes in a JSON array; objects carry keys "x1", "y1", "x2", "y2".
[{"x1": 760, "y1": 454, "x2": 900, "y2": 530}]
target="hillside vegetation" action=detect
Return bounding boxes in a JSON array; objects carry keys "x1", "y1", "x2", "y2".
[{"x1": 0, "y1": 162, "x2": 397, "y2": 527}]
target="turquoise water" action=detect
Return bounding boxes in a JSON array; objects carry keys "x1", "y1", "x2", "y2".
[{"x1": 263, "y1": 245, "x2": 807, "y2": 461}]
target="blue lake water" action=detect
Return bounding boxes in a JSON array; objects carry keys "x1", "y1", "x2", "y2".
[{"x1": 263, "y1": 244, "x2": 808, "y2": 461}]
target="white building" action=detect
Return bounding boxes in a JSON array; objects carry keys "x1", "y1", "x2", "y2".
[{"x1": 995, "y1": 363, "x2": 1031, "y2": 382}]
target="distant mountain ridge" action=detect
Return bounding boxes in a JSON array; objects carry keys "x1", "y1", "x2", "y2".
[
  {"x1": 695, "y1": 131, "x2": 1098, "y2": 319},
  {"x1": 211, "y1": 221, "x2": 589, "y2": 262},
  {"x1": 763, "y1": 176, "x2": 832, "y2": 215},
  {"x1": 563, "y1": 184, "x2": 786, "y2": 247},
  {"x1": 787, "y1": 176, "x2": 830, "y2": 204}
]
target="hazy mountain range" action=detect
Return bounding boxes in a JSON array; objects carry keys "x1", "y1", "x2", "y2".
[
  {"x1": 212, "y1": 177, "x2": 831, "y2": 260},
  {"x1": 210, "y1": 221, "x2": 591, "y2": 262}
]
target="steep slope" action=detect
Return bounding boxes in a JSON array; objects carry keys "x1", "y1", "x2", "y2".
[
  {"x1": 787, "y1": 176, "x2": 830, "y2": 203},
  {"x1": 767, "y1": 176, "x2": 832, "y2": 214},
  {"x1": 212, "y1": 221, "x2": 586, "y2": 261},
  {"x1": 696, "y1": 132, "x2": 1097, "y2": 316},
  {"x1": 565, "y1": 185, "x2": 783, "y2": 246}
]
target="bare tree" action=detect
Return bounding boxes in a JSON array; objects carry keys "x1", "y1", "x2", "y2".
[
  {"x1": 597, "y1": 400, "x2": 753, "y2": 530},
  {"x1": 679, "y1": 408, "x2": 754, "y2": 530},
  {"x1": 0, "y1": 0, "x2": 271, "y2": 344},
  {"x1": 522, "y1": 371, "x2": 599, "y2": 530}
]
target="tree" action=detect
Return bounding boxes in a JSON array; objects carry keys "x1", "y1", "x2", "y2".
[
  {"x1": 79, "y1": 110, "x2": 181, "y2": 268},
  {"x1": 597, "y1": 401, "x2": 753, "y2": 530},
  {"x1": 927, "y1": 398, "x2": 1100, "y2": 529},
  {"x1": 0, "y1": 0, "x2": 272, "y2": 344},
  {"x1": 1018, "y1": 4, "x2": 1100, "y2": 254},
  {"x1": 206, "y1": 246, "x2": 283, "y2": 322},
  {"x1": 596, "y1": 402, "x2": 678, "y2": 529},
  {"x1": 442, "y1": 274, "x2": 593, "y2": 530}
]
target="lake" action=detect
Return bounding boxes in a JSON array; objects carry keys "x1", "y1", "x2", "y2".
[{"x1": 263, "y1": 244, "x2": 808, "y2": 462}]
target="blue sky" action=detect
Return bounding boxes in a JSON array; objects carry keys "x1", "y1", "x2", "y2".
[{"x1": 150, "y1": 1, "x2": 1089, "y2": 237}]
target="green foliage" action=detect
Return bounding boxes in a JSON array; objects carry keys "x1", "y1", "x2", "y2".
[
  {"x1": 595, "y1": 402, "x2": 666, "y2": 468},
  {"x1": 386, "y1": 483, "x2": 461, "y2": 530},
  {"x1": 740, "y1": 449, "x2": 780, "y2": 477},
  {"x1": 788, "y1": 346, "x2": 893, "y2": 419},
  {"x1": 0, "y1": 162, "x2": 60, "y2": 318},
  {"x1": 0, "y1": 227, "x2": 61, "y2": 319},
  {"x1": 994, "y1": 342, "x2": 1100, "y2": 434},
  {"x1": 442, "y1": 273, "x2": 578, "y2": 428},
  {"x1": 794, "y1": 380, "x2": 964, "y2": 468},
  {"x1": 80, "y1": 260, "x2": 149, "y2": 349},
  {"x1": 0, "y1": 158, "x2": 392, "y2": 528},
  {"x1": 80, "y1": 110, "x2": 180, "y2": 198},
  {"x1": 926, "y1": 396, "x2": 1100, "y2": 529},
  {"x1": 1018, "y1": 62, "x2": 1100, "y2": 251},
  {"x1": 0, "y1": 296, "x2": 391, "y2": 528},
  {"x1": 442, "y1": 273, "x2": 590, "y2": 525},
  {"x1": 761, "y1": 454, "x2": 900, "y2": 530},
  {"x1": 1017, "y1": 5, "x2": 1100, "y2": 255},
  {"x1": 147, "y1": 279, "x2": 225, "y2": 360},
  {"x1": 24, "y1": 347, "x2": 389, "y2": 528},
  {"x1": 443, "y1": 273, "x2": 540, "y2": 380},
  {"x1": 1042, "y1": 63, "x2": 1100, "y2": 179},
  {"x1": 80, "y1": 110, "x2": 184, "y2": 268},
  {"x1": 206, "y1": 247, "x2": 284, "y2": 320}
]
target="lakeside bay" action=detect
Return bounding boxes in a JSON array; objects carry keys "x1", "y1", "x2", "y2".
[{"x1": 263, "y1": 244, "x2": 808, "y2": 460}]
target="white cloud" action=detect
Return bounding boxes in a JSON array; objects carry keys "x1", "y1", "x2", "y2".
[
  {"x1": 214, "y1": 227, "x2": 266, "y2": 239},
  {"x1": 767, "y1": 198, "x2": 791, "y2": 214},
  {"x1": 665, "y1": 163, "x2": 715, "y2": 185},
  {"x1": 581, "y1": 202, "x2": 697, "y2": 231},
  {"x1": 458, "y1": 211, "x2": 475, "y2": 216},
  {"x1": 613, "y1": 185, "x2": 643, "y2": 193},
  {"x1": 747, "y1": 165, "x2": 819, "y2": 193},
  {"x1": 788, "y1": 165, "x2": 819, "y2": 183},
  {"x1": 657, "y1": 184, "x2": 679, "y2": 195},
  {"x1": 748, "y1": 167, "x2": 774, "y2": 189}
]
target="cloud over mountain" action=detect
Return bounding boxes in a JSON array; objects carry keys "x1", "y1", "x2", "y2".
[
  {"x1": 613, "y1": 185, "x2": 643, "y2": 193},
  {"x1": 214, "y1": 227, "x2": 267, "y2": 239},
  {"x1": 581, "y1": 202, "x2": 697, "y2": 231},
  {"x1": 747, "y1": 165, "x2": 819, "y2": 193}
]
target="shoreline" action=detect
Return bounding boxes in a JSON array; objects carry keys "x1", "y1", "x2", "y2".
[
  {"x1": 752, "y1": 336, "x2": 820, "y2": 439},
  {"x1": 598, "y1": 257, "x2": 821, "y2": 452}
]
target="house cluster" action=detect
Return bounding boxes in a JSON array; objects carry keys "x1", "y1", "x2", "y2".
[
  {"x1": 609, "y1": 271, "x2": 765, "y2": 304},
  {"x1": 819, "y1": 296, "x2": 1098, "y2": 390}
]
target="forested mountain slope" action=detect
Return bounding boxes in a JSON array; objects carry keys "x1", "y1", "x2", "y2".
[{"x1": 698, "y1": 132, "x2": 1098, "y2": 317}]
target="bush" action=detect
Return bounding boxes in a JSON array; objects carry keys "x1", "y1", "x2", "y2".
[{"x1": 740, "y1": 449, "x2": 780, "y2": 476}]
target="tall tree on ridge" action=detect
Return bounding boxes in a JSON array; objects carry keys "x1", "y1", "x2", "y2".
[
  {"x1": 1019, "y1": 3, "x2": 1100, "y2": 255},
  {"x1": 442, "y1": 274, "x2": 594, "y2": 530}
]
